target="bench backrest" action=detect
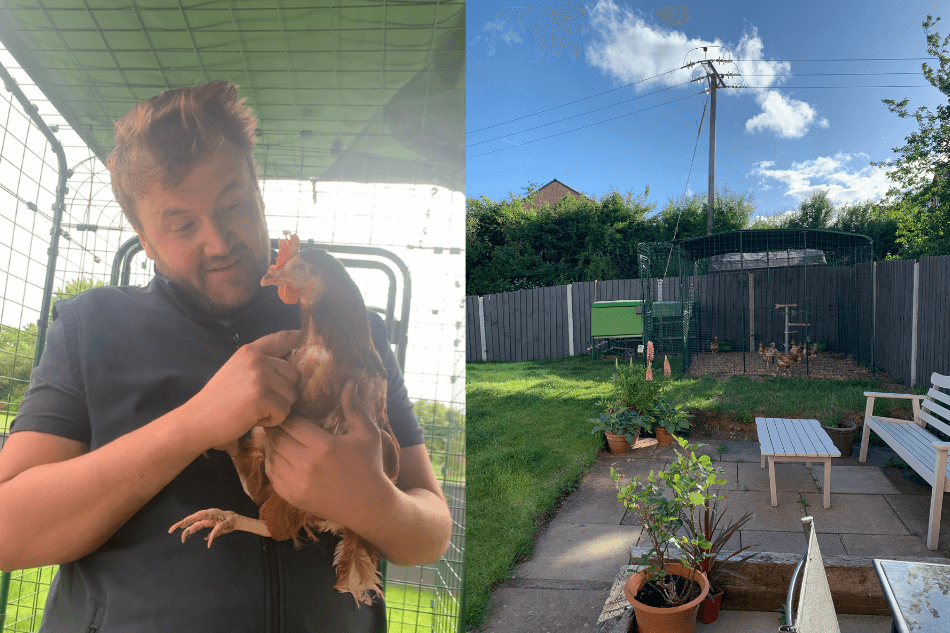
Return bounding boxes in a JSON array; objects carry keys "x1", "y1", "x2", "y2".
[{"x1": 921, "y1": 373, "x2": 950, "y2": 439}]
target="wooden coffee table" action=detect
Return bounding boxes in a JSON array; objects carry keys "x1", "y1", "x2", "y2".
[{"x1": 756, "y1": 417, "x2": 840, "y2": 509}]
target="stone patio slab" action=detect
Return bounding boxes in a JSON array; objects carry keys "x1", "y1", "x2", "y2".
[
  {"x1": 879, "y1": 465, "x2": 935, "y2": 496},
  {"x1": 740, "y1": 529, "x2": 847, "y2": 556},
  {"x1": 883, "y1": 494, "x2": 950, "y2": 553},
  {"x1": 856, "y1": 444, "x2": 901, "y2": 468},
  {"x1": 716, "y1": 440, "x2": 762, "y2": 464},
  {"x1": 553, "y1": 482, "x2": 627, "y2": 525},
  {"x1": 840, "y1": 533, "x2": 950, "y2": 558},
  {"x1": 514, "y1": 522, "x2": 643, "y2": 581},
  {"x1": 808, "y1": 464, "x2": 901, "y2": 495},
  {"x1": 801, "y1": 493, "x2": 909, "y2": 535},
  {"x1": 480, "y1": 585, "x2": 612, "y2": 633},
  {"x1": 712, "y1": 490, "x2": 809, "y2": 531},
  {"x1": 711, "y1": 461, "x2": 739, "y2": 491},
  {"x1": 736, "y1": 462, "x2": 821, "y2": 493}
]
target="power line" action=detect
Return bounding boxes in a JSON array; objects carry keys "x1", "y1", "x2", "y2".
[
  {"x1": 466, "y1": 80, "x2": 693, "y2": 149},
  {"x1": 466, "y1": 67, "x2": 682, "y2": 135},
  {"x1": 466, "y1": 91, "x2": 706, "y2": 159}
]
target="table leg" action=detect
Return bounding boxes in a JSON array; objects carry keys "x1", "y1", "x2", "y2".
[
  {"x1": 769, "y1": 457, "x2": 778, "y2": 507},
  {"x1": 806, "y1": 461, "x2": 812, "y2": 468},
  {"x1": 823, "y1": 458, "x2": 831, "y2": 509}
]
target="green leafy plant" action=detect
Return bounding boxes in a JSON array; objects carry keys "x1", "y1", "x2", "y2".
[
  {"x1": 610, "y1": 437, "x2": 725, "y2": 607},
  {"x1": 716, "y1": 443, "x2": 727, "y2": 454},
  {"x1": 743, "y1": 486, "x2": 750, "y2": 492},
  {"x1": 651, "y1": 399, "x2": 693, "y2": 435},
  {"x1": 609, "y1": 358, "x2": 662, "y2": 413},
  {"x1": 589, "y1": 404, "x2": 653, "y2": 443},
  {"x1": 680, "y1": 497, "x2": 759, "y2": 596},
  {"x1": 777, "y1": 604, "x2": 787, "y2": 625},
  {"x1": 797, "y1": 498, "x2": 809, "y2": 509}
]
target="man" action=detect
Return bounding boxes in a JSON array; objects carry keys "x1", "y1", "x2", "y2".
[{"x1": 0, "y1": 81, "x2": 451, "y2": 631}]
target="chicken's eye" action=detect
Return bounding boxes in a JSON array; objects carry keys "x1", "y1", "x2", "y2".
[{"x1": 294, "y1": 263, "x2": 305, "y2": 272}]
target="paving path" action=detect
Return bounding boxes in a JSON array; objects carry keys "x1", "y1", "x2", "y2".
[{"x1": 476, "y1": 438, "x2": 950, "y2": 632}]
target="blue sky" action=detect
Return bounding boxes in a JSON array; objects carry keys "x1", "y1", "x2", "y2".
[{"x1": 466, "y1": 1, "x2": 949, "y2": 220}]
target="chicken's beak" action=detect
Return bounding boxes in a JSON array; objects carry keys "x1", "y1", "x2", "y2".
[{"x1": 260, "y1": 266, "x2": 288, "y2": 287}]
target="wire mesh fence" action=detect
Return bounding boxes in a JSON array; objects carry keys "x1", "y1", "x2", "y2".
[
  {"x1": 637, "y1": 229, "x2": 874, "y2": 377},
  {"x1": 0, "y1": 54, "x2": 464, "y2": 633}
]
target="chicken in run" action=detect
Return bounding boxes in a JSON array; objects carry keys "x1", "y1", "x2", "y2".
[
  {"x1": 809, "y1": 343, "x2": 819, "y2": 361},
  {"x1": 710, "y1": 336, "x2": 719, "y2": 354},
  {"x1": 170, "y1": 234, "x2": 400, "y2": 606}
]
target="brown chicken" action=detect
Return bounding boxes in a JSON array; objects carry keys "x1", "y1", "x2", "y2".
[
  {"x1": 710, "y1": 336, "x2": 719, "y2": 354},
  {"x1": 773, "y1": 348, "x2": 802, "y2": 375},
  {"x1": 170, "y1": 234, "x2": 400, "y2": 605}
]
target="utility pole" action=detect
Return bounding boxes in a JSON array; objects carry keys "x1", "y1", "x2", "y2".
[
  {"x1": 683, "y1": 49, "x2": 735, "y2": 235},
  {"x1": 701, "y1": 57, "x2": 727, "y2": 235}
]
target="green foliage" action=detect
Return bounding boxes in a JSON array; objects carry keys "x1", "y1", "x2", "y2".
[
  {"x1": 872, "y1": 15, "x2": 950, "y2": 258},
  {"x1": 650, "y1": 186, "x2": 754, "y2": 242},
  {"x1": 608, "y1": 359, "x2": 663, "y2": 413},
  {"x1": 680, "y1": 498, "x2": 758, "y2": 594},
  {"x1": 782, "y1": 190, "x2": 836, "y2": 229},
  {"x1": 589, "y1": 406, "x2": 652, "y2": 443},
  {"x1": 465, "y1": 186, "x2": 655, "y2": 295},
  {"x1": 413, "y1": 400, "x2": 465, "y2": 482},
  {"x1": 610, "y1": 437, "x2": 726, "y2": 607},
  {"x1": 1, "y1": 278, "x2": 105, "y2": 423},
  {"x1": 832, "y1": 200, "x2": 903, "y2": 260},
  {"x1": 651, "y1": 399, "x2": 692, "y2": 435}
]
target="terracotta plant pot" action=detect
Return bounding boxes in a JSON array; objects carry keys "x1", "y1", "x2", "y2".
[
  {"x1": 624, "y1": 562, "x2": 709, "y2": 633},
  {"x1": 821, "y1": 420, "x2": 857, "y2": 458},
  {"x1": 696, "y1": 587, "x2": 723, "y2": 624},
  {"x1": 655, "y1": 427, "x2": 674, "y2": 447},
  {"x1": 605, "y1": 432, "x2": 636, "y2": 455}
]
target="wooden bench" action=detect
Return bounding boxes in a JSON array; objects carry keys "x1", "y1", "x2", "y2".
[{"x1": 859, "y1": 372, "x2": 950, "y2": 550}]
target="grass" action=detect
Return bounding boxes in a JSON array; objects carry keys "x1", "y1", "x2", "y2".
[
  {"x1": 2, "y1": 566, "x2": 56, "y2": 633},
  {"x1": 466, "y1": 354, "x2": 898, "y2": 631}
]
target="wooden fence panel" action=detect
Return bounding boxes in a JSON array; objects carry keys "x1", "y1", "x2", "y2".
[
  {"x1": 874, "y1": 259, "x2": 915, "y2": 385},
  {"x1": 917, "y1": 256, "x2": 950, "y2": 382},
  {"x1": 465, "y1": 296, "x2": 480, "y2": 362}
]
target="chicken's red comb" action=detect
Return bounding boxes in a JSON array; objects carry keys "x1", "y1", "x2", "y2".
[{"x1": 275, "y1": 234, "x2": 300, "y2": 269}]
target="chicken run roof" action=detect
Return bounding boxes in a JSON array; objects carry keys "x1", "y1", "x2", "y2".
[
  {"x1": 672, "y1": 229, "x2": 873, "y2": 263},
  {"x1": 0, "y1": 0, "x2": 464, "y2": 191}
]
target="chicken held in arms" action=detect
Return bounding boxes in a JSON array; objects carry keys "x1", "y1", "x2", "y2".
[{"x1": 170, "y1": 234, "x2": 401, "y2": 605}]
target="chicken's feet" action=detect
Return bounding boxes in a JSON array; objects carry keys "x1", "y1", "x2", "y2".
[{"x1": 169, "y1": 508, "x2": 272, "y2": 547}]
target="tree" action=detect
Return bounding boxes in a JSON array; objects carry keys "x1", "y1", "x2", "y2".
[
  {"x1": 0, "y1": 277, "x2": 105, "y2": 415},
  {"x1": 783, "y1": 190, "x2": 836, "y2": 229},
  {"x1": 649, "y1": 186, "x2": 754, "y2": 242},
  {"x1": 873, "y1": 14, "x2": 950, "y2": 257},
  {"x1": 832, "y1": 200, "x2": 904, "y2": 260}
]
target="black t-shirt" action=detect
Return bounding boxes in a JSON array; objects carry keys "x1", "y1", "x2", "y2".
[{"x1": 11, "y1": 268, "x2": 423, "y2": 632}]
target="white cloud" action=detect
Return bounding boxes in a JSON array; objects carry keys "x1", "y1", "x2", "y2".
[
  {"x1": 745, "y1": 91, "x2": 822, "y2": 139},
  {"x1": 585, "y1": 1, "x2": 825, "y2": 138},
  {"x1": 750, "y1": 153, "x2": 892, "y2": 204},
  {"x1": 482, "y1": 19, "x2": 523, "y2": 57}
]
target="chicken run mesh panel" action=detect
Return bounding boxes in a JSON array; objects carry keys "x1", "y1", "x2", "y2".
[
  {"x1": 637, "y1": 229, "x2": 874, "y2": 376},
  {"x1": 0, "y1": 56, "x2": 464, "y2": 633}
]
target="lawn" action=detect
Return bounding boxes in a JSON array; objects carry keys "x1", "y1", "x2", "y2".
[
  {"x1": 2, "y1": 566, "x2": 56, "y2": 632},
  {"x1": 465, "y1": 354, "x2": 903, "y2": 631}
]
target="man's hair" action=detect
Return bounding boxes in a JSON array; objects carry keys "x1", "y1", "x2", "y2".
[{"x1": 106, "y1": 80, "x2": 259, "y2": 229}]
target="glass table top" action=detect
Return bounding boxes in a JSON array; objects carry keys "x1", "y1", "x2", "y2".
[{"x1": 875, "y1": 559, "x2": 950, "y2": 633}]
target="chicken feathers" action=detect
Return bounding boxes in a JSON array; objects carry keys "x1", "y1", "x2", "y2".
[{"x1": 170, "y1": 234, "x2": 400, "y2": 606}]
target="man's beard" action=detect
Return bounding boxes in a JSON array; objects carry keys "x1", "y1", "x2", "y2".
[{"x1": 157, "y1": 246, "x2": 271, "y2": 316}]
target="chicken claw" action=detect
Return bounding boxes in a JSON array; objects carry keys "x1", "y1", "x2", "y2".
[{"x1": 169, "y1": 508, "x2": 271, "y2": 547}]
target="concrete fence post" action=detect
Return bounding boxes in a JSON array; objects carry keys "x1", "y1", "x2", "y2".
[
  {"x1": 566, "y1": 284, "x2": 575, "y2": 356},
  {"x1": 478, "y1": 296, "x2": 487, "y2": 362},
  {"x1": 911, "y1": 262, "x2": 919, "y2": 386}
]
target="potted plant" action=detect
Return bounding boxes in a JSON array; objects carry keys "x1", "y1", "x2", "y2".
[
  {"x1": 680, "y1": 498, "x2": 759, "y2": 623},
  {"x1": 609, "y1": 358, "x2": 661, "y2": 415},
  {"x1": 651, "y1": 399, "x2": 693, "y2": 446},
  {"x1": 610, "y1": 437, "x2": 723, "y2": 633},
  {"x1": 820, "y1": 408, "x2": 857, "y2": 458},
  {"x1": 590, "y1": 403, "x2": 652, "y2": 455}
]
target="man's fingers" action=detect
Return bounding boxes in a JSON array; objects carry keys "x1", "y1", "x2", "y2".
[{"x1": 253, "y1": 329, "x2": 301, "y2": 357}]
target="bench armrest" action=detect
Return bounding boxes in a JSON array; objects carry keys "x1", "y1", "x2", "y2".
[
  {"x1": 933, "y1": 442, "x2": 950, "y2": 451},
  {"x1": 863, "y1": 392, "x2": 927, "y2": 400}
]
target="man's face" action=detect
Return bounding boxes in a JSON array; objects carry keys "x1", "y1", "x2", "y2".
[{"x1": 133, "y1": 141, "x2": 271, "y2": 316}]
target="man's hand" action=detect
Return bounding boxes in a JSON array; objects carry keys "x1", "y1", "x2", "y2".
[
  {"x1": 184, "y1": 329, "x2": 301, "y2": 452},
  {"x1": 262, "y1": 380, "x2": 394, "y2": 529}
]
